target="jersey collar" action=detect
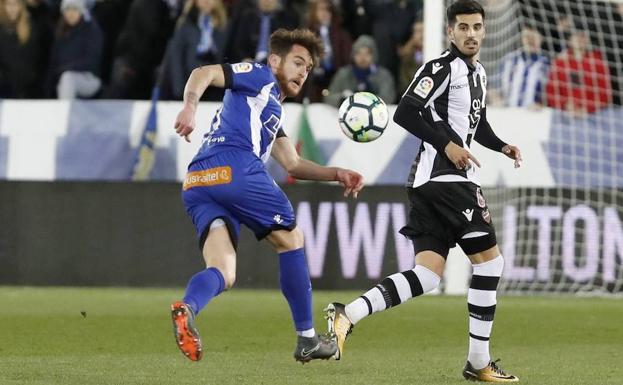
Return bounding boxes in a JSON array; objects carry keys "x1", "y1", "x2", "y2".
[{"x1": 450, "y1": 43, "x2": 477, "y2": 71}]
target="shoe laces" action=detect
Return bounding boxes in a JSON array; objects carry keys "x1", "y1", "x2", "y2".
[{"x1": 489, "y1": 359, "x2": 508, "y2": 376}]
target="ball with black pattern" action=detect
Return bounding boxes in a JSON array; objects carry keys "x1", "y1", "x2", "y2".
[{"x1": 338, "y1": 92, "x2": 389, "y2": 143}]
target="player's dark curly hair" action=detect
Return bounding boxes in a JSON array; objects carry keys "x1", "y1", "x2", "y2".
[
  {"x1": 447, "y1": 0, "x2": 485, "y2": 26},
  {"x1": 269, "y1": 28, "x2": 324, "y2": 68}
]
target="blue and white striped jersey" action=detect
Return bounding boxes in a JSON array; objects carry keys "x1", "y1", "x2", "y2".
[
  {"x1": 500, "y1": 51, "x2": 549, "y2": 107},
  {"x1": 191, "y1": 62, "x2": 284, "y2": 165}
]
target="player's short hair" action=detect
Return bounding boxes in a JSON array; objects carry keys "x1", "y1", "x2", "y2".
[
  {"x1": 446, "y1": 0, "x2": 485, "y2": 26},
  {"x1": 269, "y1": 28, "x2": 324, "y2": 68}
]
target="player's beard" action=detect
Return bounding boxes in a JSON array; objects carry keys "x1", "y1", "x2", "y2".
[{"x1": 276, "y1": 65, "x2": 302, "y2": 98}]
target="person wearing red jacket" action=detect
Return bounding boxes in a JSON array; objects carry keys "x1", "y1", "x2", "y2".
[{"x1": 545, "y1": 26, "x2": 612, "y2": 115}]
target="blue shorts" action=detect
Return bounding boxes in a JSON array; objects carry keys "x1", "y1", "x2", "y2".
[{"x1": 182, "y1": 149, "x2": 296, "y2": 249}]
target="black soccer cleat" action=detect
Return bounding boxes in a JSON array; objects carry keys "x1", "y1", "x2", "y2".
[
  {"x1": 293, "y1": 334, "x2": 338, "y2": 363},
  {"x1": 462, "y1": 359, "x2": 519, "y2": 382}
]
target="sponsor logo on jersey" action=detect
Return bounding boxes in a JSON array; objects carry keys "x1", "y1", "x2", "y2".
[
  {"x1": 476, "y1": 187, "x2": 486, "y2": 208},
  {"x1": 450, "y1": 82, "x2": 469, "y2": 90},
  {"x1": 183, "y1": 166, "x2": 232, "y2": 190},
  {"x1": 232, "y1": 62, "x2": 253, "y2": 73},
  {"x1": 413, "y1": 76, "x2": 434, "y2": 98}
]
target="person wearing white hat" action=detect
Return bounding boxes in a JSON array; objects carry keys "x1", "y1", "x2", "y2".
[{"x1": 46, "y1": 0, "x2": 102, "y2": 98}]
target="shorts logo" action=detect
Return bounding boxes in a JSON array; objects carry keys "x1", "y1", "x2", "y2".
[
  {"x1": 476, "y1": 188, "x2": 486, "y2": 208},
  {"x1": 183, "y1": 166, "x2": 232, "y2": 190},
  {"x1": 482, "y1": 208, "x2": 491, "y2": 223},
  {"x1": 232, "y1": 62, "x2": 253, "y2": 73},
  {"x1": 273, "y1": 214, "x2": 283, "y2": 224},
  {"x1": 462, "y1": 209, "x2": 474, "y2": 222},
  {"x1": 413, "y1": 76, "x2": 434, "y2": 98}
]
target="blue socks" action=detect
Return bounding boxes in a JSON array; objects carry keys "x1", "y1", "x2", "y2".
[
  {"x1": 183, "y1": 267, "x2": 225, "y2": 315},
  {"x1": 279, "y1": 248, "x2": 313, "y2": 331}
]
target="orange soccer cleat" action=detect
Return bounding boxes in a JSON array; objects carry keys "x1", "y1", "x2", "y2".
[{"x1": 171, "y1": 301, "x2": 203, "y2": 361}]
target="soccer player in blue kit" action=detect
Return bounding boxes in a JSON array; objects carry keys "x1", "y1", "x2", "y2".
[{"x1": 170, "y1": 29, "x2": 364, "y2": 363}]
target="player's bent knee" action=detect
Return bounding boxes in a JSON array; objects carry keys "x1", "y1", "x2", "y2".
[{"x1": 267, "y1": 227, "x2": 304, "y2": 252}]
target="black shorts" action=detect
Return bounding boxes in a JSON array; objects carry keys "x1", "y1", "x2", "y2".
[{"x1": 400, "y1": 182, "x2": 497, "y2": 258}]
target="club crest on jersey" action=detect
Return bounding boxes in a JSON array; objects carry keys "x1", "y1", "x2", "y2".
[
  {"x1": 413, "y1": 76, "x2": 434, "y2": 98},
  {"x1": 476, "y1": 187, "x2": 486, "y2": 208},
  {"x1": 482, "y1": 208, "x2": 491, "y2": 223},
  {"x1": 232, "y1": 62, "x2": 253, "y2": 73}
]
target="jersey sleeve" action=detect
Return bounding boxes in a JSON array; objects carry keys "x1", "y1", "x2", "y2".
[
  {"x1": 402, "y1": 59, "x2": 452, "y2": 108},
  {"x1": 224, "y1": 62, "x2": 274, "y2": 94}
]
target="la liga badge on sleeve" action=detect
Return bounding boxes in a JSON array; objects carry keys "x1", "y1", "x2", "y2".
[{"x1": 414, "y1": 76, "x2": 434, "y2": 98}]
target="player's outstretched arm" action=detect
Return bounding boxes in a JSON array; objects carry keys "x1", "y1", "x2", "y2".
[
  {"x1": 174, "y1": 65, "x2": 226, "y2": 142},
  {"x1": 271, "y1": 137, "x2": 364, "y2": 198}
]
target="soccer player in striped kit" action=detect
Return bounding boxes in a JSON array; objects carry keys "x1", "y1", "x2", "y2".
[
  {"x1": 326, "y1": 1, "x2": 522, "y2": 382},
  {"x1": 171, "y1": 29, "x2": 364, "y2": 363}
]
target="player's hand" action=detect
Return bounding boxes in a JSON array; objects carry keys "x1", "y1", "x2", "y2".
[
  {"x1": 174, "y1": 106, "x2": 196, "y2": 142},
  {"x1": 502, "y1": 144, "x2": 522, "y2": 168},
  {"x1": 444, "y1": 141, "x2": 481, "y2": 170},
  {"x1": 336, "y1": 168, "x2": 364, "y2": 198}
]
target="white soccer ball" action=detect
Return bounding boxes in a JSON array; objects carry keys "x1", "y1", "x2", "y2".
[{"x1": 338, "y1": 92, "x2": 389, "y2": 143}]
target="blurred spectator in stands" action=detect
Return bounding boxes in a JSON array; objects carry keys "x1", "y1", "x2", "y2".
[
  {"x1": 496, "y1": 25, "x2": 549, "y2": 108},
  {"x1": 302, "y1": 0, "x2": 351, "y2": 102},
  {"x1": 105, "y1": 0, "x2": 182, "y2": 99},
  {"x1": 91, "y1": 0, "x2": 132, "y2": 86},
  {"x1": 371, "y1": 0, "x2": 420, "y2": 84},
  {"x1": 602, "y1": 2, "x2": 623, "y2": 105},
  {"x1": 545, "y1": 24, "x2": 612, "y2": 116},
  {"x1": 227, "y1": 0, "x2": 299, "y2": 63},
  {"x1": 160, "y1": 0, "x2": 227, "y2": 101},
  {"x1": 397, "y1": 19, "x2": 423, "y2": 95},
  {"x1": 340, "y1": 0, "x2": 373, "y2": 39},
  {"x1": 45, "y1": 0, "x2": 103, "y2": 99},
  {"x1": 25, "y1": 0, "x2": 56, "y2": 28},
  {"x1": 324, "y1": 34, "x2": 395, "y2": 107},
  {"x1": 0, "y1": 0, "x2": 48, "y2": 97}
]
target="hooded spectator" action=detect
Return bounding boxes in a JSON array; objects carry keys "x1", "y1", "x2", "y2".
[{"x1": 324, "y1": 34, "x2": 395, "y2": 107}]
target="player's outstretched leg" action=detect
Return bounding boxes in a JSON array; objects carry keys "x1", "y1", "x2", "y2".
[
  {"x1": 171, "y1": 301, "x2": 203, "y2": 361},
  {"x1": 326, "y1": 264, "x2": 441, "y2": 360},
  {"x1": 171, "y1": 266, "x2": 226, "y2": 361},
  {"x1": 462, "y1": 360, "x2": 519, "y2": 383},
  {"x1": 293, "y1": 334, "x2": 338, "y2": 363}
]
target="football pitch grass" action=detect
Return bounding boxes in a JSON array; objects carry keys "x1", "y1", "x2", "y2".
[{"x1": 1, "y1": 287, "x2": 621, "y2": 385}]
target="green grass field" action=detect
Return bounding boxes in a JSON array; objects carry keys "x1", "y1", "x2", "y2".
[{"x1": 0, "y1": 287, "x2": 621, "y2": 385}]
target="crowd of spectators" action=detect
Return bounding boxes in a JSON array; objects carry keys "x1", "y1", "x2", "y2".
[
  {"x1": 0, "y1": 0, "x2": 421, "y2": 105},
  {"x1": 0, "y1": 0, "x2": 621, "y2": 117},
  {"x1": 495, "y1": 1, "x2": 623, "y2": 116}
]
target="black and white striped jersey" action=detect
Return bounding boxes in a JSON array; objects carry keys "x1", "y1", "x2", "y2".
[{"x1": 396, "y1": 43, "x2": 489, "y2": 188}]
